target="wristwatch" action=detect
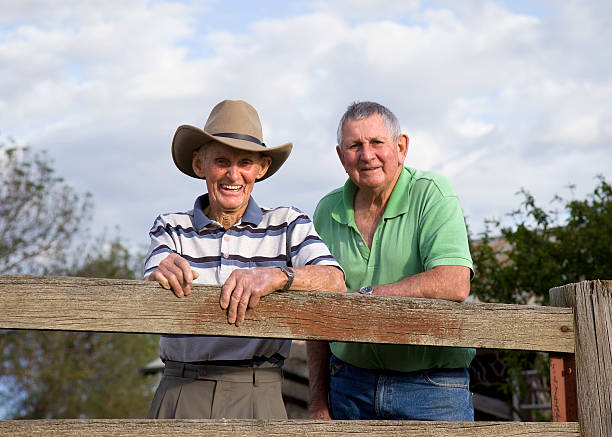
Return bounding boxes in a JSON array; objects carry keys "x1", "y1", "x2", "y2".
[
  {"x1": 278, "y1": 266, "x2": 294, "y2": 291},
  {"x1": 358, "y1": 285, "x2": 374, "y2": 295}
]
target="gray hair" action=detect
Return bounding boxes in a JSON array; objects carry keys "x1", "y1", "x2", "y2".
[
  {"x1": 336, "y1": 101, "x2": 401, "y2": 146},
  {"x1": 197, "y1": 145, "x2": 207, "y2": 160}
]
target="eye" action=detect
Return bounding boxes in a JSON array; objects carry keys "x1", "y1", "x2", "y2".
[{"x1": 239, "y1": 159, "x2": 254, "y2": 167}]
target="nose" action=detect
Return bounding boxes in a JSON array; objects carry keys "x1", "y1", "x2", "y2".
[
  {"x1": 226, "y1": 164, "x2": 240, "y2": 180},
  {"x1": 360, "y1": 143, "x2": 375, "y2": 161}
]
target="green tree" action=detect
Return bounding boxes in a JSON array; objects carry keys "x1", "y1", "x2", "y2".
[
  {"x1": 468, "y1": 175, "x2": 612, "y2": 420},
  {"x1": 0, "y1": 137, "x2": 92, "y2": 275},
  {"x1": 471, "y1": 175, "x2": 612, "y2": 305},
  {"x1": 0, "y1": 137, "x2": 158, "y2": 419},
  {"x1": 1, "y1": 240, "x2": 159, "y2": 419}
]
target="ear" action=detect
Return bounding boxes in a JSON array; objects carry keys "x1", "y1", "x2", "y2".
[
  {"x1": 397, "y1": 134, "x2": 409, "y2": 164},
  {"x1": 192, "y1": 149, "x2": 206, "y2": 178},
  {"x1": 256, "y1": 155, "x2": 272, "y2": 179},
  {"x1": 336, "y1": 145, "x2": 346, "y2": 169}
]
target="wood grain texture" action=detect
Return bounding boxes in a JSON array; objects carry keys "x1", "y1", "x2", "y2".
[
  {"x1": 550, "y1": 280, "x2": 612, "y2": 437},
  {"x1": 549, "y1": 353, "x2": 578, "y2": 422},
  {"x1": 0, "y1": 419, "x2": 580, "y2": 436},
  {"x1": 0, "y1": 274, "x2": 574, "y2": 352}
]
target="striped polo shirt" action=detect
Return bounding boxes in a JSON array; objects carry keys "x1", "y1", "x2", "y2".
[{"x1": 144, "y1": 194, "x2": 341, "y2": 364}]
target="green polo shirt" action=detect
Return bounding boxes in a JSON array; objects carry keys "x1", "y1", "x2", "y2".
[{"x1": 313, "y1": 166, "x2": 475, "y2": 372}]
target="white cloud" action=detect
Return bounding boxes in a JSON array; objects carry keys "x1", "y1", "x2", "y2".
[
  {"x1": 309, "y1": 0, "x2": 420, "y2": 20},
  {"x1": 0, "y1": 0, "x2": 610, "y2": 251}
]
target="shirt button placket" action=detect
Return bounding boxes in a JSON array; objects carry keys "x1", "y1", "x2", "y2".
[{"x1": 219, "y1": 231, "x2": 231, "y2": 282}]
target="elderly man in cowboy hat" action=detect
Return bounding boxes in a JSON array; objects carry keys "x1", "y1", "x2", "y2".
[{"x1": 144, "y1": 99, "x2": 346, "y2": 419}]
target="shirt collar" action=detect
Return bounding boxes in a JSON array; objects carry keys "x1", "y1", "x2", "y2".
[
  {"x1": 330, "y1": 178, "x2": 357, "y2": 226},
  {"x1": 193, "y1": 194, "x2": 211, "y2": 231},
  {"x1": 382, "y1": 166, "x2": 412, "y2": 219},
  {"x1": 241, "y1": 196, "x2": 263, "y2": 225},
  {"x1": 193, "y1": 194, "x2": 263, "y2": 231},
  {"x1": 331, "y1": 166, "x2": 412, "y2": 225}
]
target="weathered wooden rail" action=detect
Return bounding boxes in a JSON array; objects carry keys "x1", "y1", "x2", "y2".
[{"x1": 0, "y1": 275, "x2": 609, "y2": 436}]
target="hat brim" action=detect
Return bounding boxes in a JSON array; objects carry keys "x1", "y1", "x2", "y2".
[{"x1": 172, "y1": 125, "x2": 292, "y2": 182}]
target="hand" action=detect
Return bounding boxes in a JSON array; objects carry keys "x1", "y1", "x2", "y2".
[
  {"x1": 147, "y1": 253, "x2": 199, "y2": 297},
  {"x1": 308, "y1": 404, "x2": 332, "y2": 420},
  {"x1": 220, "y1": 267, "x2": 285, "y2": 326}
]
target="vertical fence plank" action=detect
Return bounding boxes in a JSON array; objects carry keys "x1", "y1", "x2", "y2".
[
  {"x1": 550, "y1": 353, "x2": 578, "y2": 422},
  {"x1": 550, "y1": 280, "x2": 612, "y2": 436}
]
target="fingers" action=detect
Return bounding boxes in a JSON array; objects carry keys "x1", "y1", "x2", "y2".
[
  {"x1": 308, "y1": 408, "x2": 332, "y2": 420},
  {"x1": 248, "y1": 289, "x2": 261, "y2": 308},
  {"x1": 235, "y1": 286, "x2": 252, "y2": 326},
  {"x1": 154, "y1": 265, "x2": 279, "y2": 325},
  {"x1": 152, "y1": 254, "x2": 196, "y2": 297},
  {"x1": 227, "y1": 282, "x2": 247, "y2": 326},
  {"x1": 220, "y1": 274, "x2": 236, "y2": 309},
  {"x1": 150, "y1": 269, "x2": 170, "y2": 289},
  {"x1": 307, "y1": 401, "x2": 332, "y2": 420},
  {"x1": 172, "y1": 255, "x2": 194, "y2": 296},
  {"x1": 222, "y1": 268, "x2": 276, "y2": 326},
  {"x1": 165, "y1": 268, "x2": 185, "y2": 297}
]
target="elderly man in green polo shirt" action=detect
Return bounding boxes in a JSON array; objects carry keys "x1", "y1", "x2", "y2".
[{"x1": 307, "y1": 101, "x2": 474, "y2": 421}]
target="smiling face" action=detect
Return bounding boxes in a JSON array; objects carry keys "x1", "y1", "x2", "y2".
[
  {"x1": 192, "y1": 142, "x2": 271, "y2": 222},
  {"x1": 337, "y1": 113, "x2": 408, "y2": 198}
]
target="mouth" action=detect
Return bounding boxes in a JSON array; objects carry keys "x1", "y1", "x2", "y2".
[
  {"x1": 360, "y1": 166, "x2": 381, "y2": 172},
  {"x1": 220, "y1": 184, "x2": 243, "y2": 191}
]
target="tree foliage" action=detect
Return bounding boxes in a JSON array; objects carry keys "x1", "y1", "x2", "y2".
[
  {"x1": 468, "y1": 175, "x2": 612, "y2": 420},
  {"x1": 470, "y1": 175, "x2": 612, "y2": 305},
  {"x1": 1, "y1": 331, "x2": 158, "y2": 419},
  {"x1": 0, "y1": 137, "x2": 92, "y2": 275},
  {"x1": 0, "y1": 137, "x2": 158, "y2": 419}
]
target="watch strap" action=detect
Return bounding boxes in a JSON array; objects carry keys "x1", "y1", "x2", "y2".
[{"x1": 278, "y1": 266, "x2": 294, "y2": 291}]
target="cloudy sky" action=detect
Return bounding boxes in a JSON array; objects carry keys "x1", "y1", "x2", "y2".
[{"x1": 1, "y1": 0, "x2": 610, "y2": 253}]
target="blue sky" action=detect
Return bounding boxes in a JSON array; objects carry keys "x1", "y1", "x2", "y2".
[{"x1": 1, "y1": 0, "x2": 610, "y2": 256}]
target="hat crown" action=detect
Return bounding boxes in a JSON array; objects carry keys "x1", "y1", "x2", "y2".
[
  {"x1": 171, "y1": 99, "x2": 292, "y2": 181},
  {"x1": 204, "y1": 100, "x2": 263, "y2": 141}
]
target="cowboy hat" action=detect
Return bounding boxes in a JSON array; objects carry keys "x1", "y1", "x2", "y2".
[{"x1": 172, "y1": 100, "x2": 292, "y2": 181}]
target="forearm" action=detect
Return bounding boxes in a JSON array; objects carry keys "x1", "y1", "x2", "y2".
[
  {"x1": 291, "y1": 265, "x2": 347, "y2": 293},
  {"x1": 374, "y1": 265, "x2": 471, "y2": 302},
  {"x1": 307, "y1": 341, "x2": 331, "y2": 411}
]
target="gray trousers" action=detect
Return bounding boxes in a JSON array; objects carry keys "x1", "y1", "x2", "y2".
[{"x1": 147, "y1": 361, "x2": 287, "y2": 419}]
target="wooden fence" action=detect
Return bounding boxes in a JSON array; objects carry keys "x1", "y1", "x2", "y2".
[{"x1": 0, "y1": 275, "x2": 609, "y2": 436}]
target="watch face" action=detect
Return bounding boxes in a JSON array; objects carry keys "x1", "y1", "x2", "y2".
[{"x1": 359, "y1": 286, "x2": 373, "y2": 295}]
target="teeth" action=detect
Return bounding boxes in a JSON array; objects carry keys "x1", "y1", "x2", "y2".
[{"x1": 222, "y1": 184, "x2": 242, "y2": 190}]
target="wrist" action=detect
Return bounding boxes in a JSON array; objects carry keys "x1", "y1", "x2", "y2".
[
  {"x1": 308, "y1": 397, "x2": 329, "y2": 409},
  {"x1": 278, "y1": 266, "x2": 294, "y2": 290}
]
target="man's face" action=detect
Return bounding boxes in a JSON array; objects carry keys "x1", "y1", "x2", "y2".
[
  {"x1": 337, "y1": 114, "x2": 408, "y2": 194},
  {"x1": 193, "y1": 142, "x2": 271, "y2": 215}
]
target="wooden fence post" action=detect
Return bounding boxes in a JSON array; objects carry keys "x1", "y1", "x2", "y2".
[
  {"x1": 550, "y1": 280, "x2": 612, "y2": 436},
  {"x1": 549, "y1": 353, "x2": 578, "y2": 421}
]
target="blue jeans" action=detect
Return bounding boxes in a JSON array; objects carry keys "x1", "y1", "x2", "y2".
[{"x1": 329, "y1": 355, "x2": 474, "y2": 421}]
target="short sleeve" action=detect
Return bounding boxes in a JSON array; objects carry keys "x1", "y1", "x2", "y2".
[
  {"x1": 286, "y1": 209, "x2": 343, "y2": 271},
  {"x1": 143, "y1": 215, "x2": 178, "y2": 278},
  {"x1": 417, "y1": 182, "x2": 473, "y2": 276}
]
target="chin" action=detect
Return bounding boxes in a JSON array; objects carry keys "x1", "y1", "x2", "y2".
[
  {"x1": 219, "y1": 201, "x2": 245, "y2": 210},
  {"x1": 359, "y1": 176, "x2": 385, "y2": 187},
  {"x1": 222, "y1": 197, "x2": 249, "y2": 208}
]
